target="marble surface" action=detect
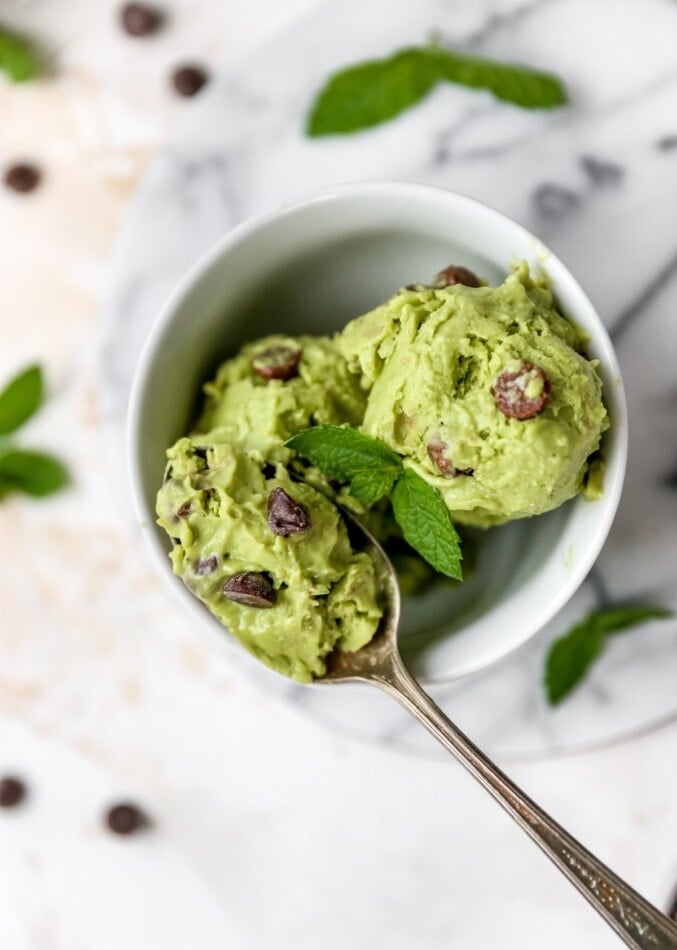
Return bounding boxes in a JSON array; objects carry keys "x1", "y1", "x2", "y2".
[
  {"x1": 1, "y1": 0, "x2": 677, "y2": 947},
  {"x1": 103, "y1": 0, "x2": 677, "y2": 758}
]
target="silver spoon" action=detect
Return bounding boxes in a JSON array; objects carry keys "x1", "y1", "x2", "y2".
[{"x1": 321, "y1": 512, "x2": 677, "y2": 949}]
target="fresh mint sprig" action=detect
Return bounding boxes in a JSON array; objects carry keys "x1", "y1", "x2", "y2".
[
  {"x1": 286, "y1": 425, "x2": 462, "y2": 579},
  {"x1": 0, "y1": 364, "x2": 68, "y2": 500},
  {"x1": 285, "y1": 425, "x2": 401, "y2": 504},
  {"x1": 307, "y1": 44, "x2": 567, "y2": 137},
  {"x1": 0, "y1": 27, "x2": 40, "y2": 83},
  {"x1": 544, "y1": 605, "x2": 673, "y2": 705}
]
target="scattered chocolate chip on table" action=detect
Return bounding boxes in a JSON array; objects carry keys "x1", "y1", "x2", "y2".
[
  {"x1": 172, "y1": 65, "x2": 209, "y2": 97},
  {"x1": 120, "y1": 2, "x2": 165, "y2": 36},
  {"x1": 0, "y1": 776, "x2": 27, "y2": 808},
  {"x1": 105, "y1": 802, "x2": 151, "y2": 835},
  {"x1": 4, "y1": 164, "x2": 42, "y2": 194}
]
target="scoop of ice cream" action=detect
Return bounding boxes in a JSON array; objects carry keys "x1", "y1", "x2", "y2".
[
  {"x1": 157, "y1": 437, "x2": 382, "y2": 682},
  {"x1": 196, "y1": 334, "x2": 368, "y2": 463},
  {"x1": 194, "y1": 331, "x2": 406, "y2": 548},
  {"x1": 338, "y1": 264, "x2": 608, "y2": 527}
]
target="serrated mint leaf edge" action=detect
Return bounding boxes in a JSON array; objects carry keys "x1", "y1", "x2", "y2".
[
  {"x1": 286, "y1": 426, "x2": 402, "y2": 477},
  {"x1": 391, "y1": 469, "x2": 462, "y2": 580},
  {"x1": 349, "y1": 466, "x2": 401, "y2": 503}
]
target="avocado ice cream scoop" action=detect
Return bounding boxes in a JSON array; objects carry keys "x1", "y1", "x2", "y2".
[
  {"x1": 157, "y1": 437, "x2": 382, "y2": 682},
  {"x1": 338, "y1": 263, "x2": 608, "y2": 527}
]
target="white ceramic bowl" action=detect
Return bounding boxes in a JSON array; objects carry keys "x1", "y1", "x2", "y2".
[{"x1": 128, "y1": 182, "x2": 627, "y2": 684}]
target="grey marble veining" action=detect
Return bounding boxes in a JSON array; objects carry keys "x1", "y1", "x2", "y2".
[{"x1": 103, "y1": 0, "x2": 677, "y2": 757}]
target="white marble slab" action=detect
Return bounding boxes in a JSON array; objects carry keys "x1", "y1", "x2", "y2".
[
  {"x1": 104, "y1": 0, "x2": 677, "y2": 757},
  {"x1": 3, "y1": 1, "x2": 677, "y2": 947}
]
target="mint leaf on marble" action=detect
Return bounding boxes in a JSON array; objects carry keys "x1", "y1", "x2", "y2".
[
  {"x1": 0, "y1": 28, "x2": 40, "y2": 83},
  {"x1": 431, "y1": 47, "x2": 567, "y2": 110},
  {"x1": 0, "y1": 449, "x2": 68, "y2": 498},
  {"x1": 307, "y1": 48, "x2": 439, "y2": 136},
  {"x1": 544, "y1": 605, "x2": 673, "y2": 705},
  {"x1": 0, "y1": 365, "x2": 43, "y2": 435},
  {"x1": 286, "y1": 425, "x2": 402, "y2": 503},
  {"x1": 391, "y1": 469, "x2": 462, "y2": 580},
  {"x1": 307, "y1": 44, "x2": 567, "y2": 136}
]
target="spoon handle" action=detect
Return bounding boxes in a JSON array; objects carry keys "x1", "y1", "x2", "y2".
[{"x1": 376, "y1": 653, "x2": 677, "y2": 949}]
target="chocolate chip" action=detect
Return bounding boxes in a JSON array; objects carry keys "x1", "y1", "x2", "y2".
[
  {"x1": 432, "y1": 265, "x2": 480, "y2": 289},
  {"x1": 120, "y1": 3, "x2": 164, "y2": 36},
  {"x1": 267, "y1": 487, "x2": 310, "y2": 536},
  {"x1": 252, "y1": 345, "x2": 301, "y2": 381},
  {"x1": 4, "y1": 163, "x2": 41, "y2": 194},
  {"x1": 177, "y1": 501, "x2": 191, "y2": 518},
  {"x1": 0, "y1": 776, "x2": 27, "y2": 808},
  {"x1": 426, "y1": 440, "x2": 473, "y2": 478},
  {"x1": 262, "y1": 463, "x2": 277, "y2": 480},
  {"x1": 223, "y1": 572, "x2": 276, "y2": 608},
  {"x1": 172, "y1": 65, "x2": 209, "y2": 97},
  {"x1": 106, "y1": 802, "x2": 150, "y2": 835},
  {"x1": 493, "y1": 361, "x2": 551, "y2": 420},
  {"x1": 195, "y1": 555, "x2": 218, "y2": 575}
]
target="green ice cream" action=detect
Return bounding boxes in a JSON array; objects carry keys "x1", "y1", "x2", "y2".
[
  {"x1": 157, "y1": 437, "x2": 382, "y2": 682},
  {"x1": 196, "y1": 334, "x2": 367, "y2": 461},
  {"x1": 339, "y1": 264, "x2": 608, "y2": 527},
  {"x1": 156, "y1": 262, "x2": 608, "y2": 682}
]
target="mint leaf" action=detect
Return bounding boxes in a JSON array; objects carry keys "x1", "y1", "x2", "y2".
[
  {"x1": 545, "y1": 605, "x2": 673, "y2": 705},
  {"x1": 307, "y1": 45, "x2": 567, "y2": 137},
  {"x1": 286, "y1": 427, "x2": 463, "y2": 578},
  {"x1": 286, "y1": 425, "x2": 402, "y2": 502},
  {"x1": 0, "y1": 365, "x2": 43, "y2": 435},
  {"x1": 431, "y1": 47, "x2": 567, "y2": 110},
  {"x1": 544, "y1": 625, "x2": 606, "y2": 707},
  {"x1": 391, "y1": 469, "x2": 462, "y2": 579},
  {"x1": 308, "y1": 48, "x2": 438, "y2": 136},
  {"x1": 349, "y1": 468, "x2": 400, "y2": 504},
  {"x1": 0, "y1": 28, "x2": 40, "y2": 83},
  {"x1": 0, "y1": 449, "x2": 68, "y2": 497}
]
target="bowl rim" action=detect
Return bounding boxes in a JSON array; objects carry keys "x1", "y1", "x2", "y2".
[{"x1": 127, "y1": 179, "x2": 628, "y2": 683}]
